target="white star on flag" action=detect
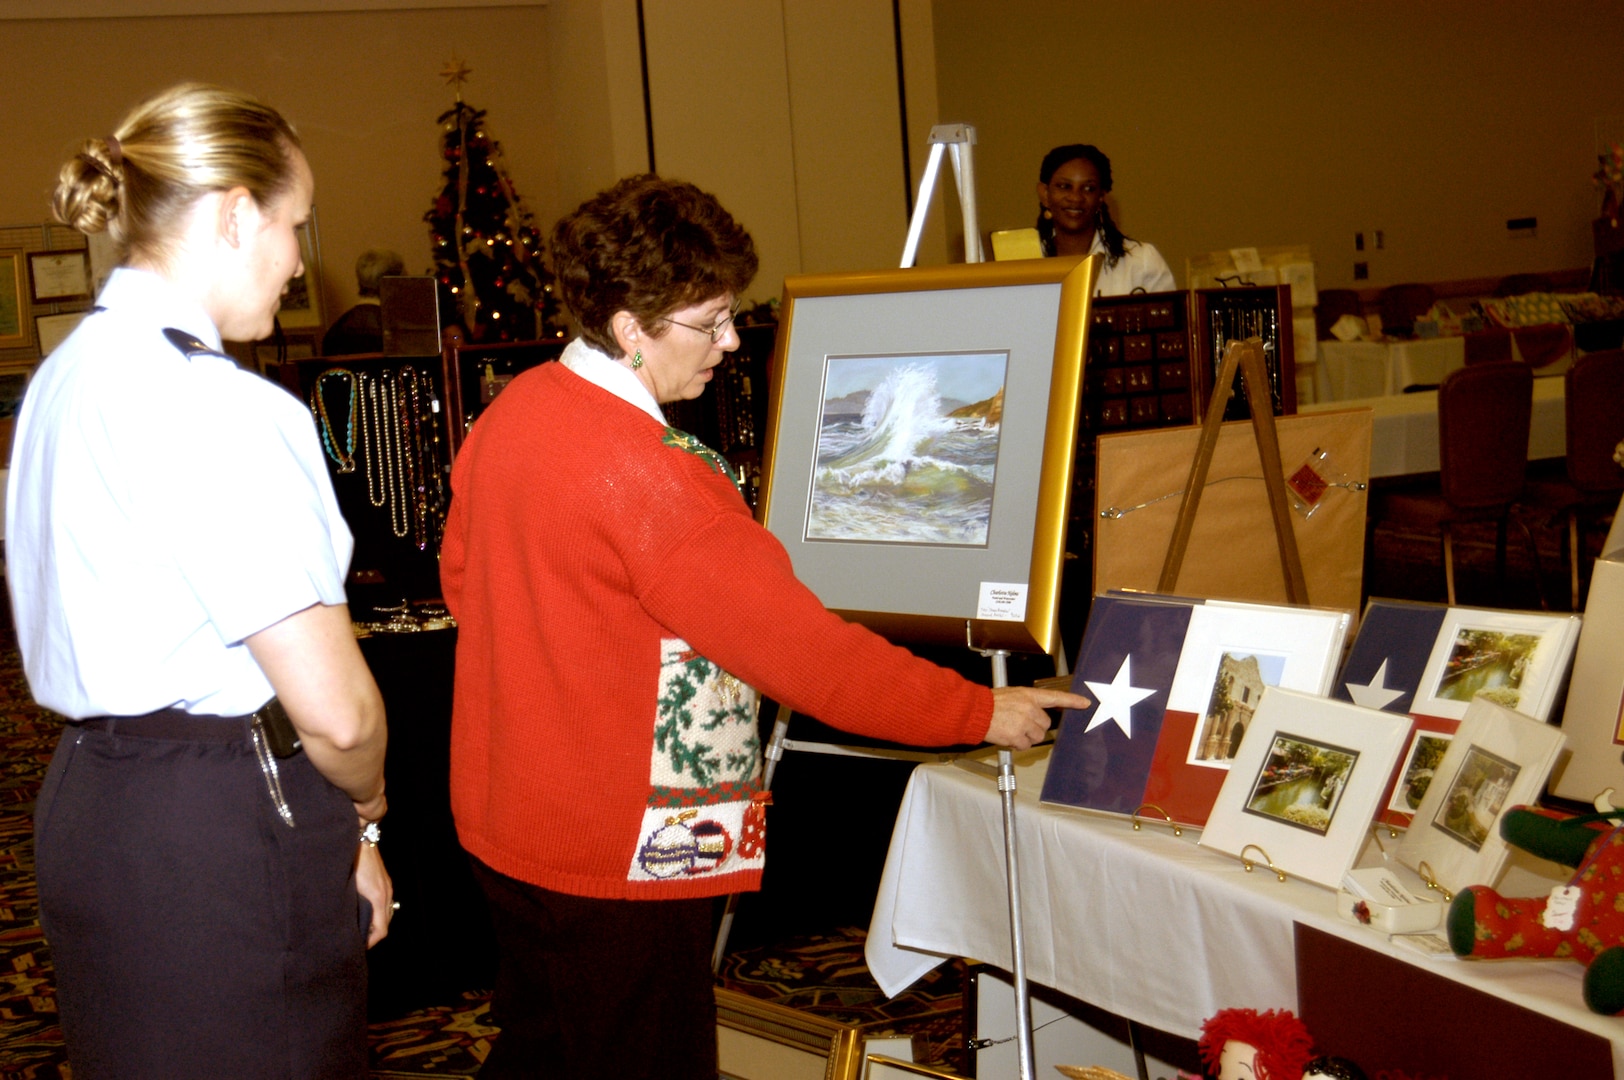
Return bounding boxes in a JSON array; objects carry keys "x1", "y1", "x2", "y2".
[
  {"x1": 1083, "y1": 655, "x2": 1156, "y2": 737},
  {"x1": 1346, "y1": 658, "x2": 1405, "y2": 711}
]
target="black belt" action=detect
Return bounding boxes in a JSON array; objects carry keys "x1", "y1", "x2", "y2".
[
  {"x1": 73, "y1": 700, "x2": 303, "y2": 827},
  {"x1": 75, "y1": 708, "x2": 252, "y2": 742},
  {"x1": 74, "y1": 699, "x2": 302, "y2": 758}
]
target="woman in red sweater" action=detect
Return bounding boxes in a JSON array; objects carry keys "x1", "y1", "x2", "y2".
[{"x1": 440, "y1": 174, "x2": 1087, "y2": 1079}]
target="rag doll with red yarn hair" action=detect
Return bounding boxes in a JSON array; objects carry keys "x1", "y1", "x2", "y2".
[{"x1": 1196, "y1": 1008, "x2": 1316, "y2": 1080}]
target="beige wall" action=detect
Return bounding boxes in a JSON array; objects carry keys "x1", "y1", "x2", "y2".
[
  {"x1": 932, "y1": 0, "x2": 1624, "y2": 289},
  {"x1": 0, "y1": 6, "x2": 556, "y2": 321},
  {"x1": 639, "y1": 0, "x2": 946, "y2": 304}
]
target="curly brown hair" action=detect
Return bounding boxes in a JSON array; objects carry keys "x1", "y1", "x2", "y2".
[{"x1": 550, "y1": 175, "x2": 757, "y2": 356}]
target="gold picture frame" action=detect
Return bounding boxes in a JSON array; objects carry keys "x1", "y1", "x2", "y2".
[
  {"x1": 0, "y1": 250, "x2": 30, "y2": 350},
  {"x1": 715, "y1": 987, "x2": 864, "y2": 1080},
  {"x1": 757, "y1": 256, "x2": 1099, "y2": 656}
]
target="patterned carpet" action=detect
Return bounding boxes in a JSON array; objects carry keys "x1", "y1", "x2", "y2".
[{"x1": 0, "y1": 631, "x2": 966, "y2": 1078}]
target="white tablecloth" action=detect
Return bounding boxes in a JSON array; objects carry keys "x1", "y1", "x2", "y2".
[
  {"x1": 1300, "y1": 375, "x2": 1566, "y2": 478},
  {"x1": 1317, "y1": 337, "x2": 1467, "y2": 401},
  {"x1": 865, "y1": 749, "x2": 1623, "y2": 1073}
]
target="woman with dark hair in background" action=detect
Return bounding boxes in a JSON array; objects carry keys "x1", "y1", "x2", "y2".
[
  {"x1": 1036, "y1": 142, "x2": 1175, "y2": 295},
  {"x1": 441, "y1": 173, "x2": 1088, "y2": 1078},
  {"x1": 10, "y1": 83, "x2": 391, "y2": 1079}
]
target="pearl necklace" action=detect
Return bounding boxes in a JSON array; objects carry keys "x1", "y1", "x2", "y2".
[
  {"x1": 379, "y1": 369, "x2": 410, "y2": 539},
  {"x1": 361, "y1": 373, "x2": 388, "y2": 509}
]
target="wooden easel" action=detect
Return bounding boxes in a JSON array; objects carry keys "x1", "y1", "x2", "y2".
[{"x1": 1157, "y1": 337, "x2": 1309, "y2": 604}]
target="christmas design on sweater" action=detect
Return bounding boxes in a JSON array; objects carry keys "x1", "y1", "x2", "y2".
[{"x1": 630, "y1": 637, "x2": 766, "y2": 882}]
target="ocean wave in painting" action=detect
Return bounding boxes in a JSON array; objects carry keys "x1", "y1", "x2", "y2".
[{"x1": 807, "y1": 362, "x2": 1002, "y2": 545}]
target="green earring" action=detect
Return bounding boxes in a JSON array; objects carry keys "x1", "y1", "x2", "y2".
[{"x1": 631, "y1": 350, "x2": 643, "y2": 369}]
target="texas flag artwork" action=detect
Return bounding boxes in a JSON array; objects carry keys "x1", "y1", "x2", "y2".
[
  {"x1": 1040, "y1": 595, "x2": 1194, "y2": 814},
  {"x1": 1042, "y1": 595, "x2": 1349, "y2": 827}
]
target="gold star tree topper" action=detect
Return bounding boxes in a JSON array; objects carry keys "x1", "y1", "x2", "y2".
[{"x1": 440, "y1": 58, "x2": 473, "y2": 100}]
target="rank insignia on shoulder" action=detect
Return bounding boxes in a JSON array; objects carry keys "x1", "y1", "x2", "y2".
[{"x1": 162, "y1": 327, "x2": 230, "y2": 362}]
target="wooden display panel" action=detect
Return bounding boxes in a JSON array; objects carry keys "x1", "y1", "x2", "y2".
[{"x1": 1093, "y1": 408, "x2": 1372, "y2": 610}]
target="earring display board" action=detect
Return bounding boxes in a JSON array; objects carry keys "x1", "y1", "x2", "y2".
[
  {"x1": 1093, "y1": 408, "x2": 1373, "y2": 611},
  {"x1": 1195, "y1": 285, "x2": 1297, "y2": 419},
  {"x1": 445, "y1": 338, "x2": 567, "y2": 451}
]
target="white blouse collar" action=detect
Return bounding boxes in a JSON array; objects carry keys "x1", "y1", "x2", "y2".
[{"x1": 559, "y1": 336, "x2": 666, "y2": 425}]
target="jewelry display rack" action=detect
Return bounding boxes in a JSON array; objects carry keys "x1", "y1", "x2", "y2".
[{"x1": 280, "y1": 353, "x2": 454, "y2": 608}]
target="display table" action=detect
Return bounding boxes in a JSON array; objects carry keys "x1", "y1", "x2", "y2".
[
  {"x1": 1300, "y1": 374, "x2": 1566, "y2": 477},
  {"x1": 865, "y1": 749, "x2": 1623, "y2": 1076},
  {"x1": 1317, "y1": 336, "x2": 1467, "y2": 400},
  {"x1": 357, "y1": 625, "x2": 496, "y2": 1017}
]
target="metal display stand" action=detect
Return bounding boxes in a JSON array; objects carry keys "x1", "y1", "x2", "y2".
[
  {"x1": 901, "y1": 123, "x2": 984, "y2": 268},
  {"x1": 714, "y1": 123, "x2": 1063, "y2": 1080}
]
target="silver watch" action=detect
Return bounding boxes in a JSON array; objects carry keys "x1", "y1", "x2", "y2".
[{"x1": 359, "y1": 820, "x2": 381, "y2": 847}]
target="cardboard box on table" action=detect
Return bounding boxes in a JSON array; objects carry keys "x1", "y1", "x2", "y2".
[{"x1": 1549, "y1": 492, "x2": 1624, "y2": 803}]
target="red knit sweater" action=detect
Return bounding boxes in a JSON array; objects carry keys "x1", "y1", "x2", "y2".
[{"x1": 442, "y1": 361, "x2": 993, "y2": 900}]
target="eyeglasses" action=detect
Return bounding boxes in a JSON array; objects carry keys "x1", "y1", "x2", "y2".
[{"x1": 663, "y1": 300, "x2": 741, "y2": 344}]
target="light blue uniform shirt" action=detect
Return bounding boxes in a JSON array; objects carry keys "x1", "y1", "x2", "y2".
[{"x1": 6, "y1": 267, "x2": 352, "y2": 718}]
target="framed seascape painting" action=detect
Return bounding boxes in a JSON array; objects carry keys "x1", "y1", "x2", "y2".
[
  {"x1": 1200, "y1": 687, "x2": 1409, "y2": 890},
  {"x1": 1395, "y1": 696, "x2": 1568, "y2": 895},
  {"x1": 757, "y1": 256, "x2": 1100, "y2": 655}
]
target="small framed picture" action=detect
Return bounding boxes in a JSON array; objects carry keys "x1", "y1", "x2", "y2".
[
  {"x1": 27, "y1": 249, "x2": 92, "y2": 303},
  {"x1": 1395, "y1": 696, "x2": 1569, "y2": 894},
  {"x1": 0, "y1": 364, "x2": 35, "y2": 419},
  {"x1": 1412, "y1": 608, "x2": 1581, "y2": 722},
  {"x1": 0, "y1": 250, "x2": 29, "y2": 350},
  {"x1": 1200, "y1": 687, "x2": 1410, "y2": 890},
  {"x1": 35, "y1": 310, "x2": 88, "y2": 359},
  {"x1": 1378, "y1": 717, "x2": 1456, "y2": 828},
  {"x1": 275, "y1": 214, "x2": 324, "y2": 330}
]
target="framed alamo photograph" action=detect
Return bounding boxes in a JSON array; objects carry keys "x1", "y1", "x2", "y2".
[
  {"x1": 1200, "y1": 688, "x2": 1409, "y2": 890},
  {"x1": 1396, "y1": 697, "x2": 1568, "y2": 894},
  {"x1": 757, "y1": 256, "x2": 1100, "y2": 655},
  {"x1": 1411, "y1": 608, "x2": 1580, "y2": 722}
]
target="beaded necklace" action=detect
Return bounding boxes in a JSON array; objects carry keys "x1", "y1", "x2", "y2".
[
  {"x1": 380, "y1": 369, "x2": 411, "y2": 539},
  {"x1": 361, "y1": 373, "x2": 388, "y2": 509},
  {"x1": 310, "y1": 368, "x2": 358, "y2": 474}
]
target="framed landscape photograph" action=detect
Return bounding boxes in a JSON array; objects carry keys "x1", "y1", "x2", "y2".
[
  {"x1": 1411, "y1": 608, "x2": 1580, "y2": 722},
  {"x1": 1396, "y1": 696, "x2": 1569, "y2": 894},
  {"x1": 1377, "y1": 716, "x2": 1457, "y2": 829},
  {"x1": 757, "y1": 256, "x2": 1100, "y2": 655},
  {"x1": 1200, "y1": 687, "x2": 1409, "y2": 890},
  {"x1": 0, "y1": 250, "x2": 29, "y2": 350}
]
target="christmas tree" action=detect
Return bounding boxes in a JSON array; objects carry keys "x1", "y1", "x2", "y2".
[{"x1": 425, "y1": 61, "x2": 563, "y2": 343}]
